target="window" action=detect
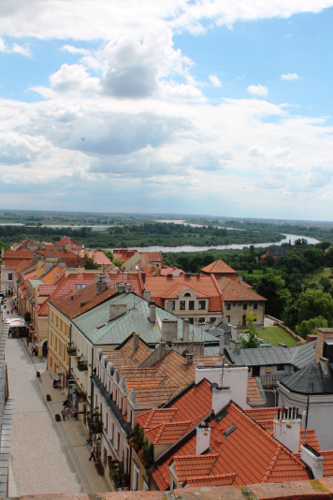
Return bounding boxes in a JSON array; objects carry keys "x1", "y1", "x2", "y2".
[
  {"x1": 254, "y1": 303, "x2": 258, "y2": 310},
  {"x1": 210, "y1": 317, "x2": 216, "y2": 323},
  {"x1": 105, "y1": 412, "x2": 109, "y2": 434},
  {"x1": 198, "y1": 300, "x2": 206, "y2": 310},
  {"x1": 8, "y1": 273, "x2": 12, "y2": 281},
  {"x1": 188, "y1": 300, "x2": 195, "y2": 310},
  {"x1": 226, "y1": 303, "x2": 231, "y2": 310},
  {"x1": 76, "y1": 284, "x2": 86, "y2": 289},
  {"x1": 143, "y1": 480, "x2": 149, "y2": 492},
  {"x1": 189, "y1": 318, "x2": 194, "y2": 325},
  {"x1": 110, "y1": 421, "x2": 114, "y2": 443},
  {"x1": 198, "y1": 317, "x2": 205, "y2": 323},
  {"x1": 184, "y1": 292, "x2": 191, "y2": 297},
  {"x1": 116, "y1": 430, "x2": 120, "y2": 454},
  {"x1": 169, "y1": 301, "x2": 175, "y2": 310},
  {"x1": 243, "y1": 303, "x2": 247, "y2": 310},
  {"x1": 179, "y1": 301, "x2": 186, "y2": 310},
  {"x1": 277, "y1": 364, "x2": 285, "y2": 371},
  {"x1": 227, "y1": 316, "x2": 230, "y2": 323}
]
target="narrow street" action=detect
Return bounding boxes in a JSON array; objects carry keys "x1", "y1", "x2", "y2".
[{"x1": 6, "y1": 337, "x2": 84, "y2": 495}]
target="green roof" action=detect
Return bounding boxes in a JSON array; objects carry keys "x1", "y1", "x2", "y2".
[
  {"x1": 72, "y1": 291, "x2": 218, "y2": 346},
  {"x1": 28, "y1": 279, "x2": 44, "y2": 289}
]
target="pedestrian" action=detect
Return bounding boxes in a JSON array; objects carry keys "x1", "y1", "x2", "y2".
[
  {"x1": 63, "y1": 399, "x2": 69, "y2": 408},
  {"x1": 88, "y1": 447, "x2": 96, "y2": 462},
  {"x1": 61, "y1": 408, "x2": 66, "y2": 421},
  {"x1": 26, "y1": 338, "x2": 29, "y2": 347}
]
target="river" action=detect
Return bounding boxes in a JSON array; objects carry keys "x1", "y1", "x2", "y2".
[{"x1": 107, "y1": 233, "x2": 320, "y2": 254}]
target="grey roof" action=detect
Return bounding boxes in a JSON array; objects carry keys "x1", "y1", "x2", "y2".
[
  {"x1": 72, "y1": 291, "x2": 219, "y2": 347},
  {"x1": 225, "y1": 341, "x2": 316, "y2": 369},
  {"x1": 280, "y1": 364, "x2": 333, "y2": 395}
]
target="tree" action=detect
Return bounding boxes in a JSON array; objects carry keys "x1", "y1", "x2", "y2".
[
  {"x1": 255, "y1": 274, "x2": 290, "y2": 319},
  {"x1": 295, "y1": 316, "x2": 328, "y2": 339},
  {"x1": 84, "y1": 257, "x2": 99, "y2": 270},
  {"x1": 295, "y1": 288, "x2": 333, "y2": 326},
  {"x1": 241, "y1": 312, "x2": 261, "y2": 349}
]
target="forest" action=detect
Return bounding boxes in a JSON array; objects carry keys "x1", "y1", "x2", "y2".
[{"x1": 0, "y1": 222, "x2": 283, "y2": 248}]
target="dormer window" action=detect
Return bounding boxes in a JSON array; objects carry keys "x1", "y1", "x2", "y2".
[
  {"x1": 184, "y1": 292, "x2": 191, "y2": 297},
  {"x1": 198, "y1": 300, "x2": 206, "y2": 310}
]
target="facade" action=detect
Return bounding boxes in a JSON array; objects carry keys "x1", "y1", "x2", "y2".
[
  {"x1": 1, "y1": 250, "x2": 34, "y2": 295},
  {"x1": 217, "y1": 277, "x2": 266, "y2": 327},
  {"x1": 145, "y1": 274, "x2": 224, "y2": 326}
]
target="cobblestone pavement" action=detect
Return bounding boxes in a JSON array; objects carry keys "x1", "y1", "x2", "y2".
[{"x1": 6, "y1": 338, "x2": 84, "y2": 495}]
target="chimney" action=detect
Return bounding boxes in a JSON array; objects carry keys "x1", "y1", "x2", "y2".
[
  {"x1": 183, "y1": 319, "x2": 190, "y2": 341},
  {"x1": 96, "y1": 275, "x2": 108, "y2": 294},
  {"x1": 116, "y1": 282, "x2": 126, "y2": 293},
  {"x1": 165, "y1": 301, "x2": 174, "y2": 314},
  {"x1": 161, "y1": 320, "x2": 178, "y2": 342},
  {"x1": 238, "y1": 276, "x2": 242, "y2": 285},
  {"x1": 185, "y1": 273, "x2": 191, "y2": 279},
  {"x1": 133, "y1": 333, "x2": 139, "y2": 352},
  {"x1": 159, "y1": 342, "x2": 166, "y2": 360},
  {"x1": 143, "y1": 290, "x2": 151, "y2": 302},
  {"x1": 300, "y1": 445, "x2": 324, "y2": 479},
  {"x1": 185, "y1": 353, "x2": 193, "y2": 366},
  {"x1": 315, "y1": 328, "x2": 333, "y2": 363},
  {"x1": 273, "y1": 407, "x2": 301, "y2": 453},
  {"x1": 125, "y1": 283, "x2": 132, "y2": 293},
  {"x1": 196, "y1": 421, "x2": 211, "y2": 455},
  {"x1": 319, "y1": 356, "x2": 329, "y2": 376},
  {"x1": 110, "y1": 304, "x2": 127, "y2": 320},
  {"x1": 149, "y1": 301, "x2": 156, "y2": 323}
]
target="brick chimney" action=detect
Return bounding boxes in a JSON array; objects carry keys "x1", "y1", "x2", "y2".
[
  {"x1": 273, "y1": 407, "x2": 301, "y2": 453},
  {"x1": 315, "y1": 328, "x2": 333, "y2": 363},
  {"x1": 196, "y1": 421, "x2": 211, "y2": 455}
]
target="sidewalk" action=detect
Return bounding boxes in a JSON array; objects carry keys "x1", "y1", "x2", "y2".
[{"x1": 20, "y1": 338, "x2": 109, "y2": 494}]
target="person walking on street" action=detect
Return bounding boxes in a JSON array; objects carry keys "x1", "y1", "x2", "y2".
[
  {"x1": 61, "y1": 408, "x2": 67, "y2": 421},
  {"x1": 88, "y1": 446, "x2": 96, "y2": 461}
]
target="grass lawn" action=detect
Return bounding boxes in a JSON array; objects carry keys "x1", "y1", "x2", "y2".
[
  {"x1": 237, "y1": 269, "x2": 265, "y2": 279},
  {"x1": 258, "y1": 326, "x2": 298, "y2": 347}
]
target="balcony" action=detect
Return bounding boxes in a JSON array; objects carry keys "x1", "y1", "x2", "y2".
[
  {"x1": 77, "y1": 359, "x2": 88, "y2": 372},
  {"x1": 66, "y1": 374, "x2": 76, "y2": 385},
  {"x1": 67, "y1": 343, "x2": 77, "y2": 356},
  {"x1": 87, "y1": 409, "x2": 103, "y2": 434}
]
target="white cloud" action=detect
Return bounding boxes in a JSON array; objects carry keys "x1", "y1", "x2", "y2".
[
  {"x1": 209, "y1": 75, "x2": 221, "y2": 87},
  {"x1": 281, "y1": 72, "x2": 300, "y2": 80},
  {"x1": 247, "y1": 84, "x2": 268, "y2": 96},
  {"x1": 61, "y1": 45, "x2": 90, "y2": 55},
  {"x1": 0, "y1": 36, "x2": 30, "y2": 56}
]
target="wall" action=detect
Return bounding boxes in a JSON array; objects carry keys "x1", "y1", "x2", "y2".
[
  {"x1": 224, "y1": 301, "x2": 265, "y2": 327},
  {"x1": 195, "y1": 366, "x2": 249, "y2": 410}
]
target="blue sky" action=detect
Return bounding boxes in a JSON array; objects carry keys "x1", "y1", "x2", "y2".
[{"x1": 1, "y1": 1, "x2": 333, "y2": 221}]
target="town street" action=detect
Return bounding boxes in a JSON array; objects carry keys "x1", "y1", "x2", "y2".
[{"x1": 6, "y1": 337, "x2": 83, "y2": 495}]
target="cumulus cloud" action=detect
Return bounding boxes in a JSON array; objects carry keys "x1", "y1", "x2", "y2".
[
  {"x1": 209, "y1": 75, "x2": 222, "y2": 87},
  {"x1": 49, "y1": 64, "x2": 100, "y2": 94},
  {"x1": 281, "y1": 72, "x2": 300, "y2": 80},
  {"x1": 247, "y1": 84, "x2": 268, "y2": 96}
]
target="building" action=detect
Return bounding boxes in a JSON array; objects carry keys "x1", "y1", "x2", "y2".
[
  {"x1": 217, "y1": 276, "x2": 266, "y2": 327},
  {"x1": 1, "y1": 250, "x2": 34, "y2": 295},
  {"x1": 145, "y1": 274, "x2": 224, "y2": 326},
  {"x1": 278, "y1": 328, "x2": 333, "y2": 450}
]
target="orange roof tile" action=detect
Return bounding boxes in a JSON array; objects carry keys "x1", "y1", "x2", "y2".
[
  {"x1": 147, "y1": 421, "x2": 192, "y2": 445},
  {"x1": 137, "y1": 408, "x2": 178, "y2": 429},
  {"x1": 246, "y1": 377, "x2": 264, "y2": 403},
  {"x1": 40, "y1": 266, "x2": 65, "y2": 285},
  {"x1": 322, "y1": 450, "x2": 333, "y2": 476},
  {"x1": 299, "y1": 429, "x2": 321, "y2": 452},
  {"x1": 201, "y1": 260, "x2": 236, "y2": 275},
  {"x1": 141, "y1": 252, "x2": 162, "y2": 263},
  {"x1": 174, "y1": 454, "x2": 219, "y2": 482},
  {"x1": 217, "y1": 277, "x2": 267, "y2": 302},
  {"x1": 187, "y1": 473, "x2": 236, "y2": 487}
]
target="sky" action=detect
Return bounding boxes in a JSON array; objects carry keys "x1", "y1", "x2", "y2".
[{"x1": 1, "y1": 1, "x2": 333, "y2": 221}]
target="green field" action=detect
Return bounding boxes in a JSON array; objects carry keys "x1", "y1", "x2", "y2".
[{"x1": 259, "y1": 326, "x2": 298, "y2": 347}]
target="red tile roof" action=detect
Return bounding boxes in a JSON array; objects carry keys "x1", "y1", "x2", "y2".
[
  {"x1": 246, "y1": 377, "x2": 265, "y2": 404},
  {"x1": 187, "y1": 473, "x2": 236, "y2": 487},
  {"x1": 174, "y1": 454, "x2": 219, "y2": 482},
  {"x1": 106, "y1": 271, "x2": 144, "y2": 296},
  {"x1": 322, "y1": 450, "x2": 333, "y2": 476},
  {"x1": 217, "y1": 277, "x2": 267, "y2": 302},
  {"x1": 146, "y1": 274, "x2": 223, "y2": 312},
  {"x1": 201, "y1": 260, "x2": 236, "y2": 275},
  {"x1": 40, "y1": 266, "x2": 65, "y2": 285},
  {"x1": 86, "y1": 251, "x2": 112, "y2": 266},
  {"x1": 38, "y1": 274, "x2": 97, "y2": 317},
  {"x1": 141, "y1": 252, "x2": 162, "y2": 263},
  {"x1": 113, "y1": 249, "x2": 138, "y2": 263},
  {"x1": 147, "y1": 421, "x2": 192, "y2": 445},
  {"x1": 151, "y1": 402, "x2": 310, "y2": 491}
]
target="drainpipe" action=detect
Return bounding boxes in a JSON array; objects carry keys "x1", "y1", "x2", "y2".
[{"x1": 305, "y1": 396, "x2": 310, "y2": 429}]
